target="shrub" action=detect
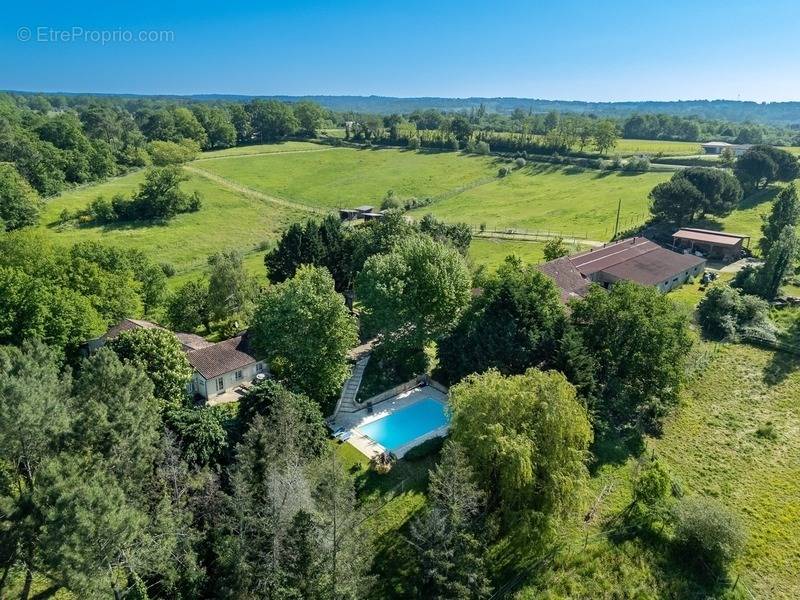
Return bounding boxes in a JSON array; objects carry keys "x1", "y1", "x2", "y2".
[
  {"x1": 88, "y1": 196, "x2": 117, "y2": 223},
  {"x1": 475, "y1": 141, "x2": 490, "y2": 155},
  {"x1": 755, "y1": 421, "x2": 778, "y2": 440},
  {"x1": 624, "y1": 157, "x2": 651, "y2": 172},
  {"x1": 407, "y1": 136, "x2": 421, "y2": 150},
  {"x1": 514, "y1": 157, "x2": 526, "y2": 169},
  {"x1": 498, "y1": 166, "x2": 510, "y2": 177},
  {"x1": 58, "y1": 208, "x2": 73, "y2": 224},
  {"x1": 449, "y1": 138, "x2": 459, "y2": 151},
  {"x1": 403, "y1": 436, "x2": 445, "y2": 461},
  {"x1": 160, "y1": 262, "x2": 176, "y2": 277},
  {"x1": 381, "y1": 190, "x2": 400, "y2": 210},
  {"x1": 698, "y1": 284, "x2": 774, "y2": 341},
  {"x1": 673, "y1": 496, "x2": 745, "y2": 570}
]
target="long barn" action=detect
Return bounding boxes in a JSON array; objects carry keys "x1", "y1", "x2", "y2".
[{"x1": 540, "y1": 237, "x2": 706, "y2": 301}]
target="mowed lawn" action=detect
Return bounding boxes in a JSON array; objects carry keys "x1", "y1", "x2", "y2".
[
  {"x1": 39, "y1": 169, "x2": 306, "y2": 278},
  {"x1": 196, "y1": 146, "x2": 500, "y2": 209},
  {"x1": 419, "y1": 164, "x2": 670, "y2": 241}
]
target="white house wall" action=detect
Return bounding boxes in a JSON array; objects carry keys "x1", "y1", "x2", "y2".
[{"x1": 192, "y1": 361, "x2": 267, "y2": 400}]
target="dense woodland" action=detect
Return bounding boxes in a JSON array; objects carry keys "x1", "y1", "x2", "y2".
[{"x1": 1, "y1": 91, "x2": 800, "y2": 598}]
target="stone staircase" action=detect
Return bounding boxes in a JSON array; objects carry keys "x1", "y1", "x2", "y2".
[{"x1": 334, "y1": 353, "x2": 371, "y2": 415}]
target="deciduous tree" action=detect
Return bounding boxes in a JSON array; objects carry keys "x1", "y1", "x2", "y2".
[
  {"x1": 356, "y1": 235, "x2": 471, "y2": 348},
  {"x1": 251, "y1": 265, "x2": 358, "y2": 404},
  {"x1": 449, "y1": 369, "x2": 592, "y2": 536},
  {"x1": 569, "y1": 282, "x2": 692, "y2": 433}
]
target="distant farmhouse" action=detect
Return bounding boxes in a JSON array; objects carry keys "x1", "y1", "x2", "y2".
[
  {"x1": 700, "y1": 141, "x2": 751, "y2": 157},
  {"x1": 539, "y1": 237, "x2": 706, "y2": 302},
  {"x1": 88, "y1": 319, "x2": 267, "y2": 403}
]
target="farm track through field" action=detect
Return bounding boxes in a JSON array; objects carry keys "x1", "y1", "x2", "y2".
[
  {"x1": 183, "y1": 164, "x2": 331, "y2": 215},
  {"x1": 194, "y1": 147, "x2": 338, "y2": 162}
]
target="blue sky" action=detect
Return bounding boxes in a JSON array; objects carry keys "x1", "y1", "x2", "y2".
[{"x1": 2, "y1": 0, "x2": 800, "y2": 101}]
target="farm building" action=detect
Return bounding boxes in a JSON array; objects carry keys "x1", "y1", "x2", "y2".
[
  {"x1": 700, "y1": 141, "x2": 751, "y2": 156},
  {"x1": 671, "y1": 227, "x2": 749, "y2": 261},
  {"x1": 539, "y1": 237, "x2": 706, "y2": 300}
]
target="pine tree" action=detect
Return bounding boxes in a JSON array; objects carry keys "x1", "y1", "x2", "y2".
[{"x1": 408, "y1": 442, "x2": 492, "y2": 599}]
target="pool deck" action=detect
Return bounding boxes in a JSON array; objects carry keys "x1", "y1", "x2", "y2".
[{"x1": 331, "y1": 385, "x2": 448, "y2": 459}]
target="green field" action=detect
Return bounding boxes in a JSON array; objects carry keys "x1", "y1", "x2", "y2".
[
  {"x1": 35, "y1": 142, "x2": 789, "y2": 282},
  {"x1": 613, "y1": 138, "x2": 703, "y2": 156},
  {"x1": 39, "y1": 169, "x2": 305, "y2": 280},
  {"x1": 467, "y1": 237, "x2": 589, "y2": 270},
  {"x1": 197, "y1": 140, "x2": 330, "y2": 159},
  {"x1": 418, "y1": 163, "x2": 669, "y2": 241},
  {"x1": 196, "y1": 145, "x2": 500, "y2": 209}
]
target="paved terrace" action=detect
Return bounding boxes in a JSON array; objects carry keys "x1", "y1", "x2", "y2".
[{"x1": 331, "y1": 384, "x2": 448, "y2": 459}]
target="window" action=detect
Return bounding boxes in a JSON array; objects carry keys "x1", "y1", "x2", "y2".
[
  {"x1": 216, "y1": 377, "x2": 224, "y2": 392},
  {"x1": 256, "y1": 363, "x2": 264, "y2": 372},
  {"x1": 235, "y1": 370, "x2": 243, "y2": 380}
]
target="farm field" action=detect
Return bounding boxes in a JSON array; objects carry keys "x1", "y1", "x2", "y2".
[
  {"x1": 195, "y1": 145, "x2": 501, "y2": 209},
  {"x1": 38, "y1": 169, "x2": 306, "y2": 280},
  {"x1": 417, "y1": 163, "x2": 670, "y2": 241},
  {"x1": 198, "y1": 140, "x2": 330, "y2": 159},
  {"x1": 613, "y1": 138, "x2": 703, "y2": 156},
  {"x1": 35, "y1": 143, "x2": 790, "y2": 281}
]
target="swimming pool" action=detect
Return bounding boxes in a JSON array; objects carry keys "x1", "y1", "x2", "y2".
[{"x1": 356, "y1": 397, "x2": 449, "y2": 453}]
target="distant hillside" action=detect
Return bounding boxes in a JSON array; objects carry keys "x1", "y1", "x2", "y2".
[{"x1": 6, "y1": 90, "x2": 800, "y2": 125}]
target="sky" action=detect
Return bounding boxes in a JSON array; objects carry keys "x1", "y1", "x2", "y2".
[{"x1": 2, "y1": 0, "x2": 800, "y2": 102}]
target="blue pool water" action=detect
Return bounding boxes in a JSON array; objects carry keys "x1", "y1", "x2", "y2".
[{"x1": 357, "y1": 398, "x2": 449, "y2": 451}]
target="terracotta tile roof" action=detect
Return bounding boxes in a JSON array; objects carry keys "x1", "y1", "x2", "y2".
[
  {"x1": 672, "y1": 228, "x2": 748, "y2": 247},
  {"x1": 186, "y1": 333, "x2": 260, "y2": 379},
  {"x1": 101, "y1": 318, "x2": 164, "y2": 341},
  {"x1": 175, "y1": 333, "x2": 214, "y2": 351}
]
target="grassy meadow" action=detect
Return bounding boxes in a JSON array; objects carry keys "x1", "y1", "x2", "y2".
[
  {"x1": 39, "y1": 169, "x2": 306, "y2": 281},
  {"x1": 612, "y1": 138, "x2": 703, "y2": 156},
  {"x1": 195, "y1": 145, "x2": 501, "y2": 209},
  {"x1": 418, "y1": 163, "x2": 670, "y2": 240},
  {"x1": 35, "y1": 140, "x2": 791, "y2": 285}
]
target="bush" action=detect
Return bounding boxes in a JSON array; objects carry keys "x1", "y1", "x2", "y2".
[
  {"x1": 449, "y1": 138, "x2": 459, "y2": 151},
  {"x1": 697, "y1": 284, "x2": 774, "y2": 341},
  {"x1": 381, "y1": 190, "x2": 400, "y2": 210},
  {"x1": 407, "y1": 136, "x2": 421, "y2": 150},
  {"x1": 58, "y1": 208, "x2": 73, "y2": 224},
  {"x1": 624, "y1": 157, "x2": 651, "y2": 172},
  {"x1": 160, "y1": 262, "x2": 176, "y2": 277},
  {"x1": 673, "y1": 496, "x2": 745, "y2": 569},
  {"x1": 514, "y1": 157, "x2": 526, "y2": 169},
  {"x1": 475, "y1": 141, "x2": 490, "y2": 155},
  {"x1": 498, "y1": 166, "x2": 510, "y2": 177},
  {"x1": 88, "y1": 196, "x2": 117, "y2": 223},
  {"x1": 403, "y1": 436, "x2": 445, "y2": 461}
]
